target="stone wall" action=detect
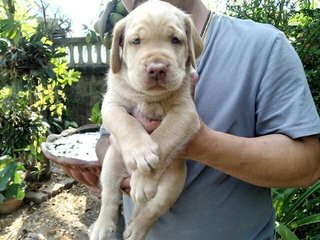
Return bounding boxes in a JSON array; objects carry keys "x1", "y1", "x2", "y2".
[{"x1": 68, "y1": 66, "x2": 108, "y2": 125}]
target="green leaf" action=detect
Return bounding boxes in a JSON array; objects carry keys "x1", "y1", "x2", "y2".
[
  {"x1": 16, "y1": 187, "x2": 25, "y2": 200},
  {"x1": 0, "y1": 162, "x2": 17, "y2": 191},
  {"x1": 65, "y1": 69, "x2": 80, "y2": 86},
  {"x1": 85, "y1": 33, "x2": 91, "y2": 44},
  {"x1": 53, "y1": 61, "x2": 68, "y2": 76},
  {"x1": 272, "y1": 188, "x2": 297, "y2": 221},
  {"x1": 13, "y1": 166, "x2": 24, "y2": 185},
  {"x1": 53, "y1": 52, "x2": 67, "y2": 58},
  {"x1": 282, "y1": 181, "x2": 320, "y2": 224},
  {"x1": 51, "y1": 121, "x2": 64, "y2": 133},
  {"x1": 4, "y1": 183, "x2": 20, "y2": 199},
  {"x1": 0, "y1": 19, "x2": 13, "y2": 27},
  {"x1": 57, "y1": 77, "x2": 67, "y2": 85},
  {"x1": 7, "y1": 24, "x2": 19, "y2": 40},
  {"x1": 290, "y1": 213, "x2": 320, "y2": 229},
  {"x1": 272, "y1": 188, "x2": 296, "y2": 202},
  {"x1": 16, "y1": 162, "x2": 25, "y2": 171},
  {"x1": 275, "y1": 221, "x2": 299, "y2": 240},
  {"x1": 29, "y1": 32, "x2": 43, "y2": 42},
  {"x1": 0, "y1": 38, "x2": 10, "y2": 53},
  {"x1": 0, "y1": 155, "x2": 14, "y2": 169}
]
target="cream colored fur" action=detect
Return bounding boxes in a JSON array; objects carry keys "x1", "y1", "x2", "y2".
[{"x1": 90, "y1": 1, "x2": 203, "y2": 239}]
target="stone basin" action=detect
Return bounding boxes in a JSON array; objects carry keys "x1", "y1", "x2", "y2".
[{"x1": 41, "y1": 124, "x2": 108, "y2": 197}]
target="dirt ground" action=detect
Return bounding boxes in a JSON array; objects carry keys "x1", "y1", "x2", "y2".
[
  {"x1": 0, "y1": 181, "x2": 99, "y2": 240},
  {"x1": 0, "y1": 166, "x2": 124, "y2": 240}
]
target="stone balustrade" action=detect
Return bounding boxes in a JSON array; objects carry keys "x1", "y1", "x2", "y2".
[{"x1": 53, "y1": 37, "x2": 109, "y2": 70}]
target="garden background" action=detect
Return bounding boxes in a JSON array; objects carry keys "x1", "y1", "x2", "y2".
[{"x1": 0, "y1": 0, "x2": 319, "y2": 239}]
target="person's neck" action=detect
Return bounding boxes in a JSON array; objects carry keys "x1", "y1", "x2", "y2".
[
  {"x1": 185, "y1": 1, "x2": 210, "y2": 33},
  {"x1": 122, "y1": 0, "x2": 133, "y2": 11},
  {"x1": 121, "y1": 0, "x2": 210, "y2": 32}
]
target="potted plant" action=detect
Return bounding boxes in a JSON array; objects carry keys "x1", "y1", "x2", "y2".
[{"x1": 0, "y1": 155, "x2": 26, "y2": 214}]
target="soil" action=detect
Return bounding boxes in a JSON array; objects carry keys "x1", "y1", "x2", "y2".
[{"x1": 0, "y1": 166, "x2": 101, "y2": 240}]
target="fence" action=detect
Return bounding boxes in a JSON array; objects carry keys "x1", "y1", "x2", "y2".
[{"x1": 53, "y1": 37, "x2": 109, "y2": 69}]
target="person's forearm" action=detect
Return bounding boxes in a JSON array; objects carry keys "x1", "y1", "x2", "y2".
[{"x1": 186, "y1": 124, "x2": 320, "y2": 188}]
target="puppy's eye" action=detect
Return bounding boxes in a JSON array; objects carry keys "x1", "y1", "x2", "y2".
[
  {"x1": 131, "y1": 38, "x2": 141, "y2": 45},
  {"x1": 171, "y1": 37, "x2": 181, "y2": 44}
]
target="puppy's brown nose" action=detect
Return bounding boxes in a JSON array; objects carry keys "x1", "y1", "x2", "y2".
[{"x1": 147, "y1": 63, "x2": 167, "y2": 79}]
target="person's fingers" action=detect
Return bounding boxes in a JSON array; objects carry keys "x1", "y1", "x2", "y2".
[
  {"x1": 120, "y1": 177, "x2": 131, "y2": 195},
  {"x1": 132, "y1": 109, "x2": 161, "y2": 133},
  {"x1": 121, "y1": 177, "x2": 131, "y2": 189},
  {"x1": 121, "y1": 187, "x2": 131, "y2": 195}
]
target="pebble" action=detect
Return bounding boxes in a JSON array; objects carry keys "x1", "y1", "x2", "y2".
[
  {"x1": 25, "y1": 178, "x2": 77, "y2": 204},
  {"x1": 24, "y1": 233, "x2": 46, "y2": 240},
  {"x1": 25, "y1": 192, "x2": 49, "y2": 204}
]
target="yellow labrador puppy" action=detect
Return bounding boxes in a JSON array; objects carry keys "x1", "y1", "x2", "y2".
[{"x1": 90, "y1": 1, "x2": 203, "y2": 239}]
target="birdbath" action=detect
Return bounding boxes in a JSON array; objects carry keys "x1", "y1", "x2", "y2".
[{"x1": 41, "y1": 124, "x2": 108, "y2": 198}]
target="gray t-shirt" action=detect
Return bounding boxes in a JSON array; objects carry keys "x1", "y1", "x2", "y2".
[{"x1": 123, "y1": 14, "x2": 320, "y2": 239}]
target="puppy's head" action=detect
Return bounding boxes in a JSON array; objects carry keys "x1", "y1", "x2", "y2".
[{"x1": 110, "y1": 0, "x2": 203, "y2": 96}]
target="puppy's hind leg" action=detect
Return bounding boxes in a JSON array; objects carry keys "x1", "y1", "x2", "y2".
[
  {"x1": 123, "y1": 160, "x2": 187, "y2": 240},
  {"x1": 90, "y1": 145, "x2": 126, "y2": 240}
]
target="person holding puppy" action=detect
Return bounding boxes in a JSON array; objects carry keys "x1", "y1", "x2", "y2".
[{"x1": 96, "y1": 0, "x2": 320, "y2": 239}]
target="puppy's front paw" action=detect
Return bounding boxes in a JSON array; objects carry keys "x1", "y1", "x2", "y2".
[
  {"x1": 123, "y1": 222, "x2": 148, "y2": 240},
  {"x1": 130, "y1": 171, "x2": 158, "y2": 204},
  {"x1": 123, "y1": 139, "x2": 160, "y2": 174},
  {"x1": 89, "y1": 220, "x2": 117, "y2": 240}
]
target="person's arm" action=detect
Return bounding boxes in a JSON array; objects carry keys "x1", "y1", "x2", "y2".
[
  {"x1": 121, "y1": 119, "x2": 320, "y2": 192},
  {"x1": 121, "y1": 73, "x2": 320, "y2": 192},
  {"x1": 183, "y1": 120, "x2": 320, "y2": 188}
]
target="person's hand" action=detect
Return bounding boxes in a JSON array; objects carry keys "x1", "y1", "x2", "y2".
[
  {"x1": 120, "y1": 71, "x2": 200, "y2": 195},
  {"x1": 177, "y1": 118, "x2": 209, "y2": 161},
  {"x1": 121, "y1": 176, "x2": 131, "y2": 195},
  {"x1": 132, "y1": 110, "x2": 161, "y2": 134}
]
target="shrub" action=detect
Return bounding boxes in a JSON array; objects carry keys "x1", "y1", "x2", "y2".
[{"x1": 0, "y1": 0, "x2": 80, "y2": 178}]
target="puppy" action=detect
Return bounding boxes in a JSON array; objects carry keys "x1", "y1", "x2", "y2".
[{"x1": 90, "y1": 1, "x2": 203, "y2": 239}]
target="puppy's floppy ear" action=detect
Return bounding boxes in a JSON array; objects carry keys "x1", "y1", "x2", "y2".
[
  {"x1": 110, "y1": 18, "x2": 127, "y2": 73},
  {"x1": 185, "y1": 16, "x2": 204, "y2": 68}
]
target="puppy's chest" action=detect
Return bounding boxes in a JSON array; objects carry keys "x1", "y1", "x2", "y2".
[{"x1": 136, "y1": 102, "x2": 164, "y2": 120}]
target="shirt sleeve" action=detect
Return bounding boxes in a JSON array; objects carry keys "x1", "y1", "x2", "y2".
[{"x1": 255, "y1": 32, "x2": 320, "y2": 139}]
